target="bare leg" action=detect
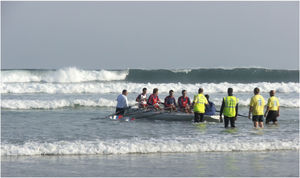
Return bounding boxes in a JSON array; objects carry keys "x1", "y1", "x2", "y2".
[
  {"x1": 259, "y1": 122, "x2": 264, "y2": 128},
  {"x1": 253, "y1": 121, "x2": 258, "y2": 128}
]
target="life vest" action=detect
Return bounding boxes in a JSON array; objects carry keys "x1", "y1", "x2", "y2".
[
  {"x1": 139, "y1": 94, "x2": 147, "y2": 105},
  {"x1": 148, "y1": 94, "x2": 159, "y2": 108},
  {"x1": 138, "y1": 93, "x2": 147, "y2": 107},
  {"x1": 223, "y1": 96, "x2": 238, "y2": 117},
  {"x1": 180, "y1": 96, "x2": 189, "y2": 107},
  {"x1": 193, "y1": 94, "x2": 208, "y2": 113}
]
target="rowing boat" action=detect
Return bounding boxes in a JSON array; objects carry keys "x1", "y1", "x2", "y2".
[{"x1": 109, "y1": 108, "x2": 221, "y2": 122}]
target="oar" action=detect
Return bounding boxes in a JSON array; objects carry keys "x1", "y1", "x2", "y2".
[{"x1": 216, "y1": 110, "x2": 248, "y2": 118}]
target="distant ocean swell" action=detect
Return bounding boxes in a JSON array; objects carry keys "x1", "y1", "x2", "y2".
[
  {"x1": 1, "y1": 67, "x2": 299, "y2": 83},
  {"x1": 2, "y1": 138, "x2": 298, "y2": 156},
  {"x1": 1, "y1": 98, "x2": 299, "y2": 109}
]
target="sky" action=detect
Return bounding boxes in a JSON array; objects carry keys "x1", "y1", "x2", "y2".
[{"x1": 1, "y1": 1, "x2": 299, "y2": 69}]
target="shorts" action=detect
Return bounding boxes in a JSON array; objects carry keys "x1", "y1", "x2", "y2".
[
  {"x1": 266, "y1": 110, "x2": 278, "y2": 123},
  {"x1": 252, "y1": 115, "x2": 263, "y2": 122}
]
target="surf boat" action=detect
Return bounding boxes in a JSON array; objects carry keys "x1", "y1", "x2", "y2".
[{"x1": 109, "y1": 108, "x2": 221, "y2": 122}]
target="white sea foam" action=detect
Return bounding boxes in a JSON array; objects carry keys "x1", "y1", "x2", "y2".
[
  {"x1": 1, "y1": 138, "x2": 298, "y2": 156},
  {"x1": 1, "y1": 98, "x2": 137, "y2": 109},
  {"x1": 1, "y1": 67, "x2": 128, "y2": 83},
  {"x1": 1, "y1": 82, "x2": 299, "y2": 94},
  {"x1": 1, "y1": 97, "x2": 299, "y2": 109}
]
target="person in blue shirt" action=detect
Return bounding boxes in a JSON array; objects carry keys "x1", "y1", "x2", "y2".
[
  {"x1": 204, "y1": 94, "x2": 216, "y2": 115},
  {"x1": 164, "y1": 90, "x2": 177, "y2": 111}
]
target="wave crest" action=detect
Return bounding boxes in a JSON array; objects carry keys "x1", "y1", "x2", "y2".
[
  {"x1": 1, "y1": 67, "x2": 128, "y2": 83},
  {"x1": 2, "y1": 138, "x2": 298, "y2": 156},
  {"x1": 1, "y1": 97, "x2": 299, "y2": 109},
  {"x1": 2, "y1": 82, "x2": 299, "y2": 94}
]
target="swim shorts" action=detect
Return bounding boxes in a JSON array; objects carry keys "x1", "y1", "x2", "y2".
[
  {"x1": 252, "y1": 115, "x2": 263, "y2": 122},
  {"x1": 266, "y1": 110, "x2": 278, "y2": 123}
]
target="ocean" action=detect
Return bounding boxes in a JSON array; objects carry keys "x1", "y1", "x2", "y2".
[{"x1": 1, "y1": 67, "x2": 299, "y2": 177}]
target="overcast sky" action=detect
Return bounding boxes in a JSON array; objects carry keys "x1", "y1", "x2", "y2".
[{"x1": 1, "y1": 1, "x2": 299, "y2": 69}]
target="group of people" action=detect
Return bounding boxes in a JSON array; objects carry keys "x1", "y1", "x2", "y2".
[
  {"x1": 135, "y1": 88, "x2": 216, "y2": 114},
  {"x1": 116, "y1": 87, "x2": 280, "y2": 129}
]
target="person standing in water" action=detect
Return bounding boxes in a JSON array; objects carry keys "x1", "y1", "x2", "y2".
[
  {"x1": 116, "y1": 89, "x2": 129, "y2": 115},
  {"x1": 264, "y1": 90, "x2": 280, "y2": 125},
  {"x1": 219, "y1": 88, "x2": 239, "y2": 128},
  {"x1": 248, "y1": 87, "x2": 265, "y2": 128},
  {"x1": 192, "y1": 88, "x2": 208, "y2": 122}
]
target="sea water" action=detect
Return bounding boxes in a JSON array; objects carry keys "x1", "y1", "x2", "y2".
[{"x1": 1, "y1": 67, "x2": 299, "y2": 176}]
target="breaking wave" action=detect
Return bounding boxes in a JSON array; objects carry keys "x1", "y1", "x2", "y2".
[
  {"x1": 1, "y1": 82, "x2": 299, "y2": 94},
  {"x1": 1, "y1": 67, "x2": 128, "y2": 83},
  {"x1": 2, "y1": 137, "x2": 298, "y2": 156},
  {"x1": 1, "y1": 67, "x2": 298, "y2": 83},
  {"x1": 1, "y1": 97, "x2": 299, "y2": 109}
]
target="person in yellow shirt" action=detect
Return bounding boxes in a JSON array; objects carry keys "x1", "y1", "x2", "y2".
[
  {"x1": 248, "y1": 87, "x2": 265, "y2": 128},
  {"x1": 264, "y1": 90, "x2": 280, "y2": 125},
  {"x1": 192, "y1": 88, "x2": 208, "y2": 123},
  {"x1": 219, "y1": 88, "x2": 239, "y2": 128}
]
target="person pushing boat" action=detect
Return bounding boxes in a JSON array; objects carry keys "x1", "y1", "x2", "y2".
[
  {"x1": 164, "y1": 90, "x2": 177, "y2": 111},
  {"x1": 248, "y1": 87, "x2": 265, "y2": 128},
  {"x1": 147, "y1": 88, "x2": 162, "y2": 110},
  {"x1": 178, "y1": 90, "x2": 192, "y2": 113},
  {"x1": 192, "y1": 88, "x2": 208, "y2": 122},
  {"x1": 264, "y1": 90, "x2": 280, "y2": 125},
  {"x1": 219, "y1": 88, "x2": 239, "y2": 128},
  {"x1": 136, "y1": 88, "x2": 148, "y2": 108}
]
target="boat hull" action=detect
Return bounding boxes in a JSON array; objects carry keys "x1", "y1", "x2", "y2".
[{"x1": 123, "y1": 109, "x2": 220, "y2": 122}]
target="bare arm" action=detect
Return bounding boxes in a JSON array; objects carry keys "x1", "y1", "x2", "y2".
[
  {"x1": 264, "y1": 106, "x2": 270, "y2": 117},
  {"x1": 219, "y1": 99, "x2": 225, "y2": 117},
  {"x1": 248, "y1": 106, "x2": 253, "y2": 119},
  {"x1": 235, "y1": 104, "x2": 238, "y2": 118}
]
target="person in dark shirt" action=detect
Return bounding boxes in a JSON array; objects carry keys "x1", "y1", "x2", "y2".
[
  {"x1": 164, "y1": 90, "x2": 177, "y2": 111},
  {"x1": 204, "y1": 94, "x2": 216, "y2": 115}
]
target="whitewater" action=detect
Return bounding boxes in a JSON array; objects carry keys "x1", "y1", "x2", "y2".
[{"x1": 1, "y1": 67, "x2": 299, "y2": 177}]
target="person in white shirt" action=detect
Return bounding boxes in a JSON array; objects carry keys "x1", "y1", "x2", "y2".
[
  {"x1": 116, "y1": 89, "x2": 129, "y2": 115},
  {"x1": 136, "y1": 88, "x2": 148, "y2": 108}
]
